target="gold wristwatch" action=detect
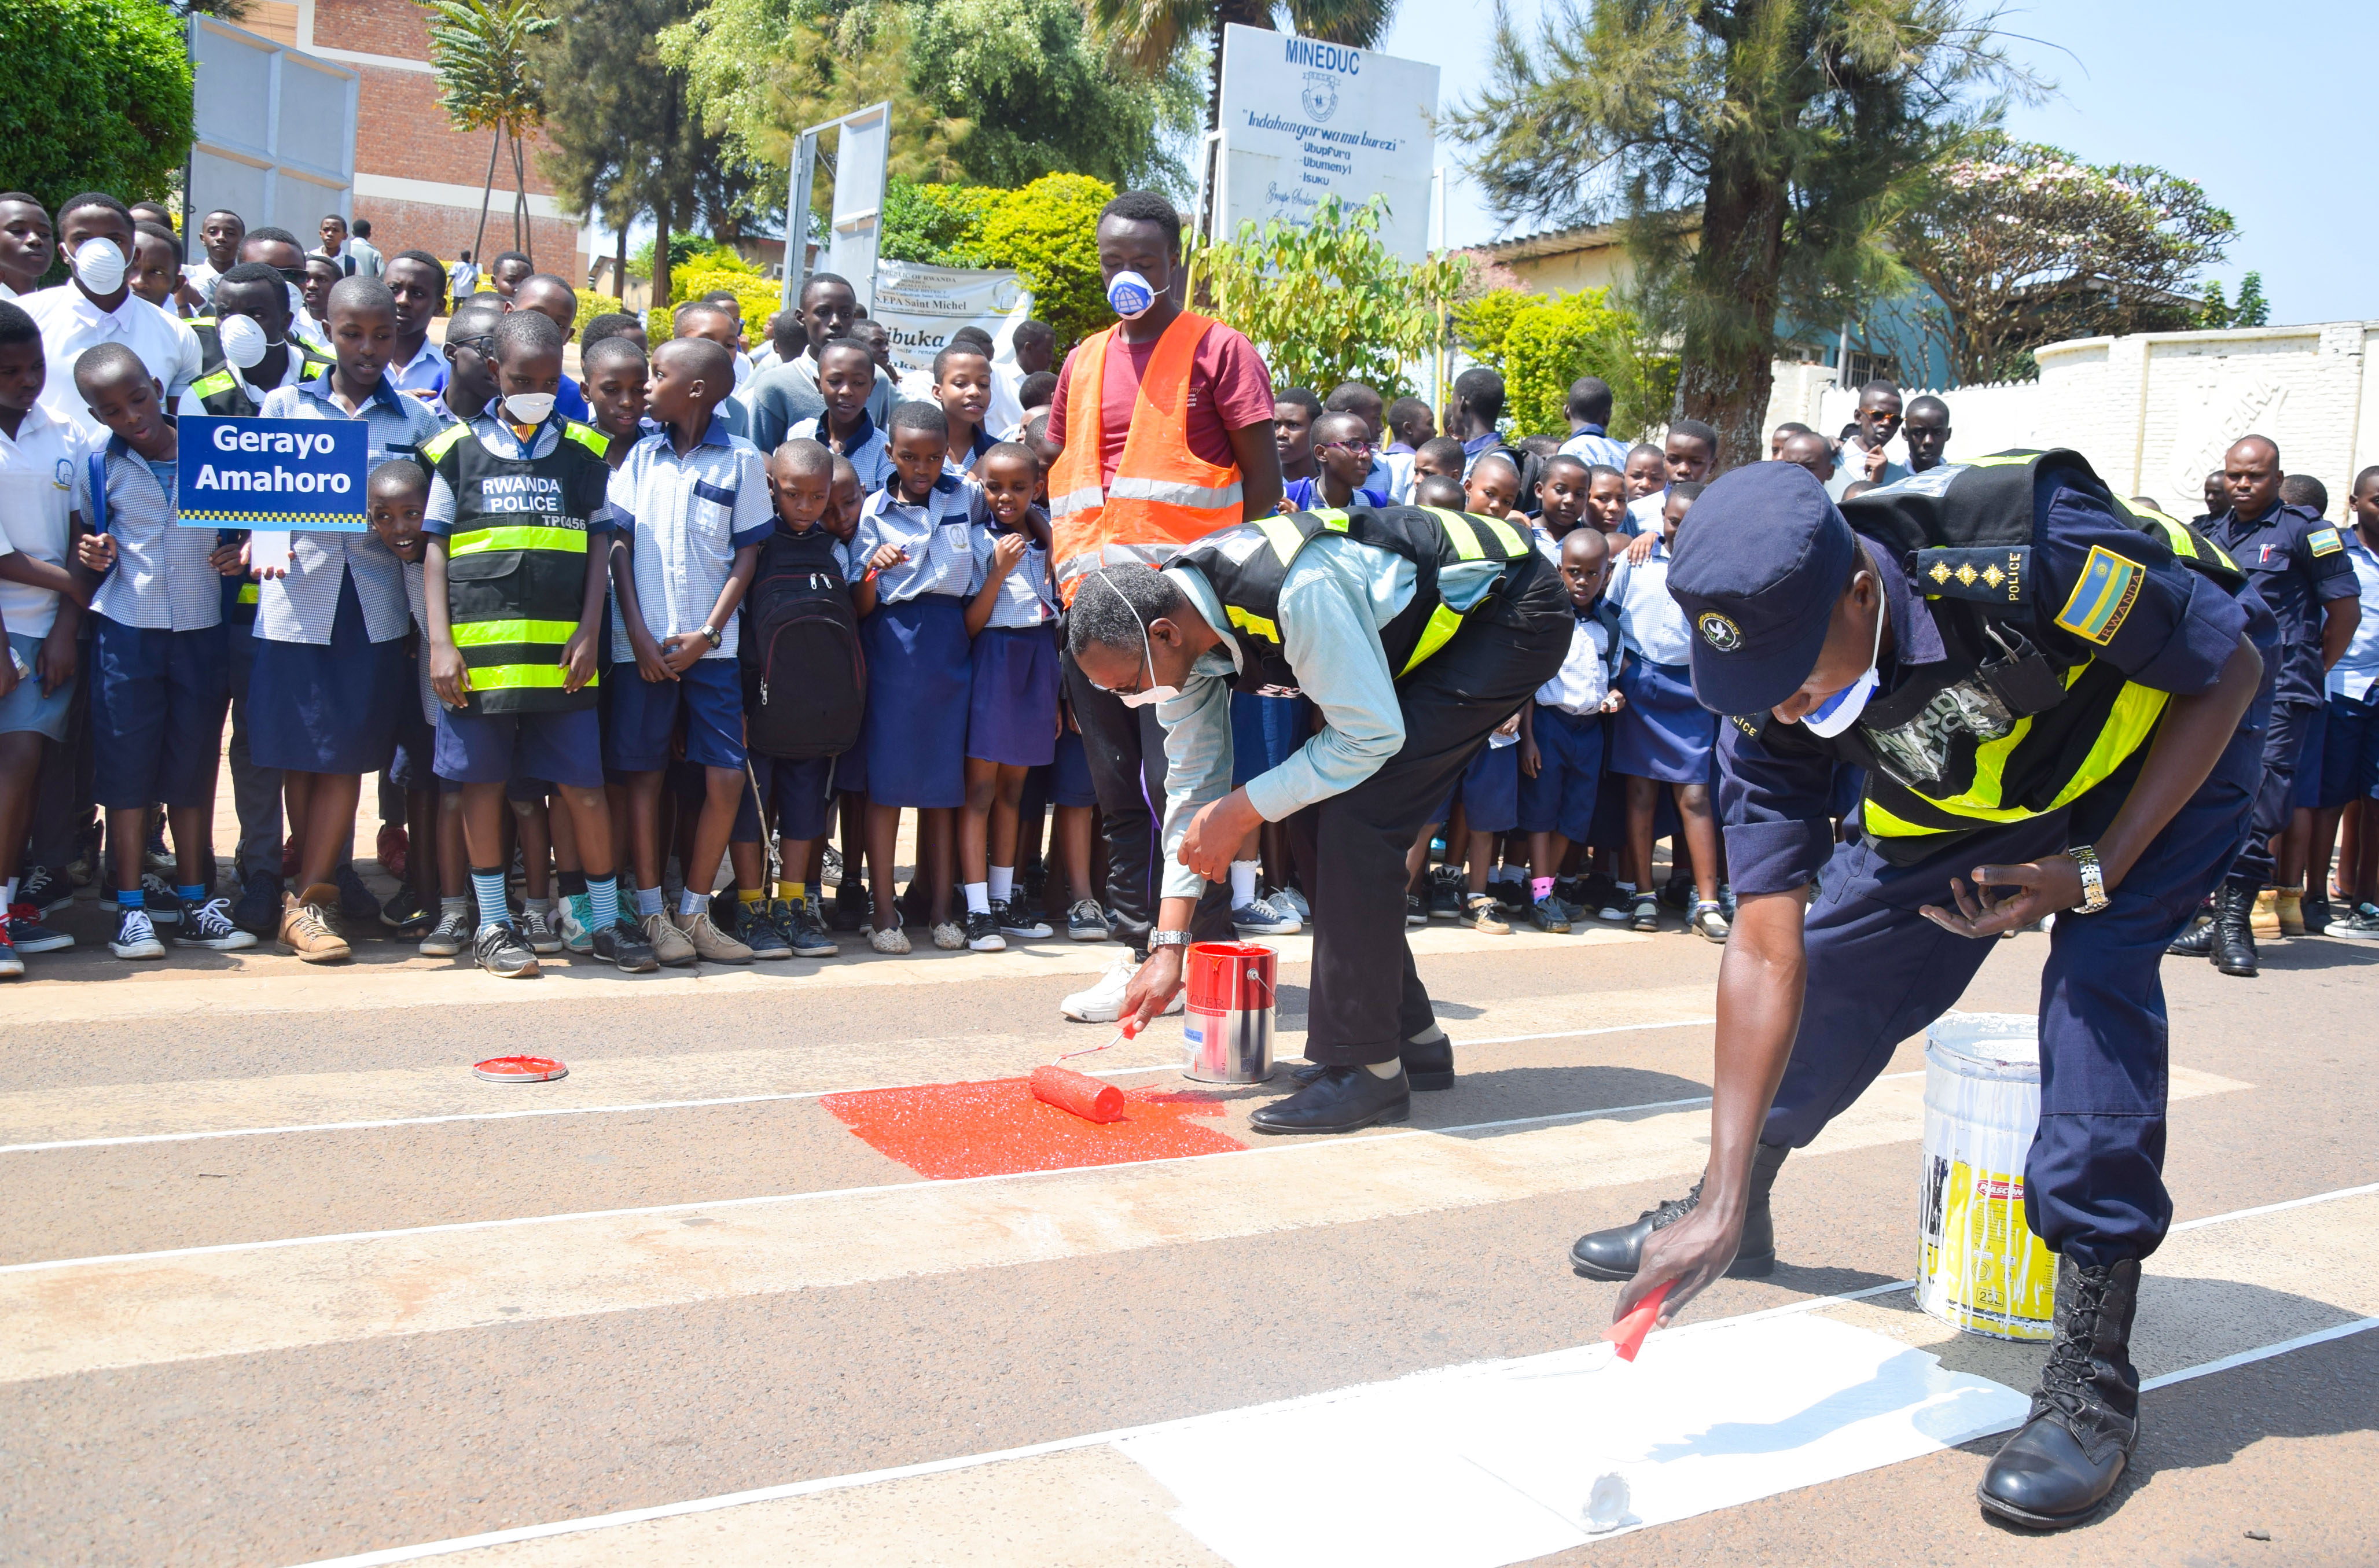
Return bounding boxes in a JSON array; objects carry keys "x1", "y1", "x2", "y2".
[{"x1": 2069, "y1": 844, "x2": 2110, "y2": 914}]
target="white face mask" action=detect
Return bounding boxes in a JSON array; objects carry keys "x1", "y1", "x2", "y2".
[
  {"x1": 1799, "y1": 584, "x2": 1887, "y2": 739},
  {"x1": 502, "y1": 391, "x2": 557, "y2": 426},
  {"x1": 73, "y1": 237, "x2": 127, "y2": 296},
  {"x1": 218, "y1": 311, "x2": 275, "y2": 371},
  {"x1": 1106, "y1": 269, "x2": 1158, "y2": 321},
  {"x1": 1094, "y1": 572, "x2": 1180, "y2": 707}
]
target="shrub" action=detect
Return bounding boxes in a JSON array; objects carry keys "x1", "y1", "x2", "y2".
[{"x1": 0, "y1": 0, "x2": 193, "y2": 226}]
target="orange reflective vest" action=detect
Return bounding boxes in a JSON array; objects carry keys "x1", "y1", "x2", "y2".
[{"x1": 1047, "y1": 311, "x2": 1247, "y2": 601}]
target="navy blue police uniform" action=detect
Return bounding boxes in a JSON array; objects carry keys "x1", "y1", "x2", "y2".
[{"x1": 1568, "y1": 455, "x2": 2277, "y2": 1532}]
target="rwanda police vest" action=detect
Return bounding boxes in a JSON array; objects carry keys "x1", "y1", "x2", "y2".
[
  {"x1": 422, "y1": 419, "x2": 611, "y2": 714},
  {"x1": 1171, "y1": 503, "x2": 1536, "y2": 691},
  {"x1": 1751, "y1": 450, "x2": 2242, "y2": 864},
  {"x1": 187, "y1": 348, "x2": 337, "y2": 418}
]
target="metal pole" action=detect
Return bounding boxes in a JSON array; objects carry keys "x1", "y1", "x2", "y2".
[
  {"x1": 781, "y1": 131, "x2": 817, "y2": 314},
  {"x1": 1433, "y1": 167, "x2": 1448, "y2": 417}
]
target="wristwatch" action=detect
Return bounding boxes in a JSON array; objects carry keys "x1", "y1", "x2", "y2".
[
  {"x1": 2069, "y1": 844, "x2": 2110, "y2": 914},
  {"x1": 1148, "y1": 929, "x2": 1193, "y2": 949},
  {"x1": 698, "y1": 623, "x2": 723, "y2": 650}
]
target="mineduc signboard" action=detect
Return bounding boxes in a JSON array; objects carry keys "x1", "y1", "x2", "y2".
[{"x1": 1212, "y1": 24, "x2": 1440, "y2": 262}]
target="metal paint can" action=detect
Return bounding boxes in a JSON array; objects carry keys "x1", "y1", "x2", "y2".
[
  {"x1": 1182, "y1": 941, "x2": 1275, "y2": 1084},
  {"x1": 1917, "y1": 1013, "x2": 2056, "y2": 1341}
]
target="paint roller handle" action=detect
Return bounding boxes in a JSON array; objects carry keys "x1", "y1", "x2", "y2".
[{"x1": 1619, "y1": 1198, "x2": 1745, "y2": 1329}]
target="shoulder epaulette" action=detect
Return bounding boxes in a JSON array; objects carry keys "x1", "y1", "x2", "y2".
[
  {"x1": 562, "y1": 420, "x2": 608, "y2": 459},
  {"x1": 420, "y1": 423, "x2": 472, "y2": 463}
]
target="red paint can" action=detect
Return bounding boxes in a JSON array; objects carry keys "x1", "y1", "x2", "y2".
[{"x1": 1183, "y1": 941, "x2": 1275, "y2": 1084}]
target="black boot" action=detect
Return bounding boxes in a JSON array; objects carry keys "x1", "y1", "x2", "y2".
[
  {"x1": 1568, "y1": 1141, "x2": 1789, "y2": 1280},
  {"x1": 2164, "y1": 900, "x2": 2215, "y2": 958},
  {"x1": 2212, "y1": 880, "x2": 2258, "y2": 977},
  {"x1": 1978, "y1": 1257, "x2": 2142, "y2": 1530}
]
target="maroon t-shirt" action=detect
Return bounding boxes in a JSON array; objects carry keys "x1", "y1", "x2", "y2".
[{"x1": 1049, "y1": 318, "x2": 1275, "y2": 486}]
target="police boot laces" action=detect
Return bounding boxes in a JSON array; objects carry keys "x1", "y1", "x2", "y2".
[
  {"x1": 1639, "y1": 1179, "x2": 1704, "y2": 1232},
  {"x1": 2031, "y1": 1267, "x2": 2132, "y2": 1457}
]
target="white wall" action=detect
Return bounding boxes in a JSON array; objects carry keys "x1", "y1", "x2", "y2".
[{"x1": 1762, "y1": 321, "x2": 2379, "y2": 520}]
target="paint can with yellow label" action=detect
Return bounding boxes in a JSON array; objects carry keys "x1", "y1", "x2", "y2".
[{"x1": 1917, "y1": 1013, "x2": 2058, "y2": 1341}]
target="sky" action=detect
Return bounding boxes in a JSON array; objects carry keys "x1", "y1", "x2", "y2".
[{"x1": 1382, "y1": 1, "x2": 2379, "y2": 326}]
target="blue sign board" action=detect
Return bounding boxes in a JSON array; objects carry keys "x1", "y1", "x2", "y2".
[{"x1": 179, "y1": 415, "x2": 370, "y2": 531}]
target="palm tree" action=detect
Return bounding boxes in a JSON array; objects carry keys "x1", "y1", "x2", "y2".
[
  {"x1": 1089, "y1": 0, "x2": 1398, "y2": 137},
  {"x1": 417, "y1": 0, "x2": 557, "y2": 266}
]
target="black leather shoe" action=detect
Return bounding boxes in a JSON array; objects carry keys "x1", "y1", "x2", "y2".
[
  {"x1": 1569, "y1": 1142, "x2": 1789, "y2": 1280},
  {"x1": 1251, "y1": 1065, "x2": 1410, "y2": 1134},
  {"x1": 1292, "y1": 1033, "x2": 1455, "y2": 1090},
  {"x1": 1979, "y1": 1257, "x2": 2141, "y2": 1530},
  {"x1": 2212, "y1": 881, "x2": 2257, "y2": 977}
]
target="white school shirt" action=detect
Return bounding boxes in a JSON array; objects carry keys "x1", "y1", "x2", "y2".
[
  {"x1": 252, "y1": 372, "x2": 448, "y2": 645},
  {"x1": 605, "y1": 416, "x2": 773, "y2": 661},
  {"x1": 2326, "y1": 532, "x2": 2379, "y2": 702},
  {"x1": 1606, "y1": 532, "x2": 1694, "y2": 667},
  {"x1": 788, "y1": 413, "x2": 894, "y2": 494},
  {"x1": 0, "y1": 404, "x2": 80, "y2": 640},
  {"x1": 970, "y1": 514, "x2": 1058, "y2": 628},
  {"x1": 23, "y1": 283, "x2": 203, "y2": 444},
  {"x1": 1536, "y1": 610, "x2": 1620, "y2": 715},
  {"x1": 75, "y1": 437, "x2": 221, "y2": 631}
]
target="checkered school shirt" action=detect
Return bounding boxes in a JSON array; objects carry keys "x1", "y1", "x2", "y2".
[
  {"x1": 789, "y1": 411, "x2": 894, "y2": 494},
  {"x1": 605, "y1": 416, "x2": 772, "y2": 661},
  {"x1": 253, "y1": 371, "x2": 447, "y2": 646},
  {"x1": 73, "y1": 437, "x2": 222, "y2": 631}
]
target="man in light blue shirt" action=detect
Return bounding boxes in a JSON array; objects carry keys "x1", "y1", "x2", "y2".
[
  {"x1": 1068, "y1": 506, "x2": 1570, "y2": 1136},
  {"x1": 2319, "y1": 476, "x2": 2379, "y2": 935}
]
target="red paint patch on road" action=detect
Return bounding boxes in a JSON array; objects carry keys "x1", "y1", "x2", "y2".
[{"x1": 823, "y1": 1077, "x2": 1243, "y2": 1180}]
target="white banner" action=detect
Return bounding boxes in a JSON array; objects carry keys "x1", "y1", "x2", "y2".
[
  {"x1": 869, "y1": 260, "x2": 1034, "y2": 376},
  {"x1": 1213, "y1": 24, "x2": 1439, "y2": 262}
]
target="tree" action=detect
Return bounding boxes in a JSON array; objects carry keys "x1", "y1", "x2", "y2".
[
  {"x1": 1455, "y1": 285, "x2": 1675, "y2": 439},
  {"x1": 662, "y1": 0, "x2": 1194, "y2": 205},
  {"x1": 1892, "y1": 133, "x2": 2234, "y2": 383},
  {"x1": 535, "y1": 0, "x2": 750, "y2": 305},
  {"x1": 1089, "y1": 0, "x2": 1395, "y2": 137},
  {"x1": 1190, "y1": 194, "x2": 1465, "y2": 397},
  {"x1": 1447, "y1": 0, "x2": 2034, "y2": 467},
  {"x1": 0, "y1": 0, "x2": 193, "y2": 218},
  {"x1": 2231, "y1": 271, "x2": 2270, "y2": 328},
  {"x1": 417, "y1": 0, "x2": 557, "y2": 267}
]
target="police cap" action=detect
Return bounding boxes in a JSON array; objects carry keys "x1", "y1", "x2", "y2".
[{"x1": 1665, "y1": 461, "x2": 1859, "y2": 715}]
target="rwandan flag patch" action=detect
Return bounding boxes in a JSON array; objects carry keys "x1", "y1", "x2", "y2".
[
  {"x1": 2310, "y1": 527, "x2": 2344, "y2": 556},
  {"x1": 2054, "y1": 545, "x2": 2143, "y2": 646}
]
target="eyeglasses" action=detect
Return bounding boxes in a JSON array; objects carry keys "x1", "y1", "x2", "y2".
[{"x1": 1321, "y1": 440, "x2": 1374, "y2": 458}]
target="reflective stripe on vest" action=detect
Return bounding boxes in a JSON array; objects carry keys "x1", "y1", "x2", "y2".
[
  {"x1": 463, "y1": 662, "x2": 590, "y2": 693},
  {"x1": 450, "y1": 524, "x2": 589, "y2": 555},
  {"x1": 1047, "y1": 312, "x2": 1245, "y2": 598},
  {"x1": 450, "y1": 618, "x2": 584, "y2": 648}
]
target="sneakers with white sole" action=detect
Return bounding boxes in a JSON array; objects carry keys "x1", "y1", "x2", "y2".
[
  {"x1": 419, "y1": 906, "x2": 472, "y2": 958},
  {"x1": 1066, "y1": 899, "x2": 1108, "y2": 941},
  {"x1": 1060, "y1": 956, "x2": 1187, "y2": 1024},
  {"x1": 175, "y1": 896, "x2": 258, "y2": 950},
  {"x1": 110, "y1": 906, "x2": 166, "y2": 959},
  {"x1": 517, "y1": 906, "x2": 564, "y2": 956}
]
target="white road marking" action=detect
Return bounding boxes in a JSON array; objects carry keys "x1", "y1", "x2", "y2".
[
  {"x1": 282, "y1": 1182, "x2": 2379, "y2": 1567},
  {"x1": 0, "y1": 1017, "x2": 1718, "y2": 1156}
]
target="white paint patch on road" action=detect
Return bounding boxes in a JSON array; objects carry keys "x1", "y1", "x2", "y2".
[
  {"x1": 1121, "y1": 1312, "x2": 2029, "y2": 1565},
  {"x1": 0, "y1": 1068, "x2": 2247, "y2": 1383}
]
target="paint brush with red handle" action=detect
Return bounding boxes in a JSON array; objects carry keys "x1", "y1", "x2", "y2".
[
  {"x1": 1029, "y1": 1019, "x2": 1141, "y2": 1123},
  {"x1": 1604, "y1": 1282, "x2": 1671, "y2": 1362}
]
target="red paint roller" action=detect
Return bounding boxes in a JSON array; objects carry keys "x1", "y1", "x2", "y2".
[
  {"x1": 1029, "y1": 1019, "x2": 1141, "y2": 1122},
  {"x1": 1603, "y1": 1282, "x2": 1672, "y2": 1362}
]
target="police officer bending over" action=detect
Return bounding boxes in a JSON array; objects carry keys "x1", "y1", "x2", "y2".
[
  {"x1": 1074, "y1": 503, "x2": 1571, "y2": 1133},
  {"x1": 1571, "y1": 456, "x2": 2273, "y2": 1531}
]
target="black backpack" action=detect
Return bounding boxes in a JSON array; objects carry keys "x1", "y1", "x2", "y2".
[{"x1": 743, "y1": 524, "x2": 865, "y2": 760}]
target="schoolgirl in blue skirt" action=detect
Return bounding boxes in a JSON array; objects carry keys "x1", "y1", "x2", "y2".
[
  {"x1": 851, "y1": 402, "x2": 984, "y2": 952},
  {"x1": 955, "y1": 441, "x2": 1061, "y2": 950}
]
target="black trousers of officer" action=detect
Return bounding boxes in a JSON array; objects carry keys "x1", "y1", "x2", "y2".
[
  {"x1": 2223, "y1": 695, "x2": 2318, "y2": 890},
  {"x1": 1060, "y1": 644, "x2": 1236, "y2": 957},
  {"x1": 1290, "y1": 554, "x2": 1572, "y2": 1066}
]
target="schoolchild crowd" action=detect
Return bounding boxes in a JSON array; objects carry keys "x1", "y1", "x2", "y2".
[{"x1": 0, "y1": 188, "x2": 2368, "y2": 983}]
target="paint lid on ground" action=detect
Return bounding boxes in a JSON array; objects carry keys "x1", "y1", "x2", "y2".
[{"x1": 473, "y1": 1055, "x2": 568, "y2": 1083}]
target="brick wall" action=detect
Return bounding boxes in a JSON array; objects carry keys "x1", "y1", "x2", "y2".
[
  {"x1": 313, "y1": 0, "x2": 435, "y2": 61},
  {"x1": 351, "y1": 63, "x2": 563, "y2": 197},
  {"x1": 351, "y1": 196, "x2": 579, "y2": 274}
]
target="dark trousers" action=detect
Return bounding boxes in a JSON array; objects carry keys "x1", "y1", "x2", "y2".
[
  {"x1": 1760, "y1": 716, "x2": 2263, "y2": 1267},
  {"x1": 27, "y1": 642, "x2": 94, "y2": 869},
  {"x1": 2223, "y1": 695, "x2": 2318, "y2": 890},
  {"x1": 1059, "y1": 646, "x2": 1234, "y2": 958},
  {"x1": 1292, "y1": 555, "x2": 1572, "y2": 1065}
]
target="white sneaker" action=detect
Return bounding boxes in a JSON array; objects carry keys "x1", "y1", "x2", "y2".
[
  {"x1": 174, "y1": 896, "x2": 258, "y2": 950},
  {"x1": 109, "y1": 907, "x2": 166, "y2": 959},
  {"x1": 1270, "y1": 885, "x2": 1311, "y2": 922},
  {"x1": 1059, "y1": 956, "x2": 1186, "y2": 1023}
]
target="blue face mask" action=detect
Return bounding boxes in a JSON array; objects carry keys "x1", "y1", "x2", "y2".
[{"x1": 1106, "y1": 269, "x2": 1157, "y2": 321}]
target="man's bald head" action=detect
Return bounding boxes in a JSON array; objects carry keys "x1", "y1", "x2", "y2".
[{"x1": 2223, "y1": 433, "x2": 2284, "y2": 519}]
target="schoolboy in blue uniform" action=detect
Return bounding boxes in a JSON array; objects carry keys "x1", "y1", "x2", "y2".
[
  {"x1": 1571, "y1": 456, "x2": 2274, "y2": 1533},
  {"x1": 2169, "y1": 435, "x2": 2359, "y2": 973},
  {"x1": 253, "y1": 276, "x2": 448, "y2": 962},
  {"x1": 67, "y1": 345, "x2": 251, "y2": 956},
  {"x1": 1517, "y1": 526, "x2": 1624, "y2": 930},
  {"x1": 606, "y1": 335, "x2": 770, "y2": 966},
  {"x1": 2321, "y1": 468, "x2": 2379, "y2": 936},
  {"x1": 423, "y1": 308, "x2": 654, "y2": 976}
]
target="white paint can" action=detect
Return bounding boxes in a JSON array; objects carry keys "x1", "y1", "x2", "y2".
[{"x1": 1916, "y1": 1012, "x2": 2058, "y2": 1342}]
